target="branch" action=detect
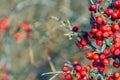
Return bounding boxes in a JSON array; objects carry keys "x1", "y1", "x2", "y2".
[{"x1": 41, "y1": 71, "x2": 65, "y2": 76}]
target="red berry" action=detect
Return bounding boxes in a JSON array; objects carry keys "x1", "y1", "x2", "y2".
[
  {"x1": 14, "y1": 32, "x2": 22, "y2": 40},
  {"x1": 102, "y1": 58, "x2": 110, "y2": 65},
  {"x1": 113, "y1": 48, "x2": 120, "y2": 56},
  {"x1": 19, "y1": 21, "x2": 32, "y2": 32},
  {"x1": 118, "y1": 21, "x2": 120, "y2": 27},
  {"x1": 91, "y1": 28, "x2": 98, "y2": 33},
  {"x1": 1, "y1": 74, "x2": 8, "y2": 80},
  {"x1": 113, "y1": 0, "x2": 120, "y2": 9},
  {"x1": 85, "y1": 64, "x2": 91, "y2": 71},
  {"x1": 76, "y1": 42, "x2": 84, "y2": 49},
  {"x1": 93, "y1": 53, "x2": 99, "y2": 61},
  {"x1": 96, "y1": 39, "x2": 103, "y2": 46},
  {"x1": 113, "y1": 61, "x2": 119, "y2": 68},
  {"x1": 95, "y1": 30, "x2": 102, "y2": 39},
  {"x1": 103, "y1": 48, "x2": 111, "y2": 56},
  {"x1": 76, "y1": 73, "x2": 81, "y2": 80},
  {"x1": 85, "y1": 51, "x2": 93, "y2": 60},
  {"x1": 111, "y1": 45, "x2": 116, "y2": 53},
  {"x1": 111, "y1": 12, "x2": 118, "y2": 20},
  {"x1": 97, "y1": 62, "x2": 105, "y2": 71},
  {"x1": 82, "y1": 76, "x2": 90, "y2": 80},
  {"x1": 92, "y1": 60, "x2": 98, "y2": 67},
  {"x1": 111, "y1": 24, "x2": 119, "y2": 31},
  {"x1": 102, "y1": 31, "x2": 109, "y2": 38},
  {"x1": 114, "y1": 10, "x2": 120, "y2": 19},
  {"x1": 102, "y1": 19, "x2": 108, "y2": 25},
  {"x1": 97, "y1": 0, "x2": 102, "y2": 3},
  {"x1": 113, "y1": 72, "x2": 119, "y2": 78},
  {"x1": 114, "y1": 37, "x2": 120, "y2": 43},
  {"x1": 88, "y1": 32, "x2": 94, "y2": 38},
  {"x1": 0, "y1": 18, "x2": 10, "y2": 32},
  {"x1": 75, "y1": 64, "x2": 82, "y2": 72},
  {"x1": 116, "y1": 76, "x2": 120, "y2": 80},
  {"x1": 99, "y1": 54, "x2": 106, "y2": 60},
  {"x1": 96, "y1": 16, "x2": 103, "y2": 24},
  {"x1": 100, "y1": 25, "x2": 111, "y2": 32},
  {"x1": 65, "y1": 73, "x2": 72, "y2": 80},
  {"x1": 106, "y1": 76, "x2": 114, "y2": 80},
  {"x1": 80, "y1": 70, "x2": 87, "y2": 77},
  {"x1": 105, "y1": 8, "x2": 113, "y2": 16},
  {"x1": 108, "y1": 30, "x2": 113, "y2": 37},
  {"x1": 89, "y1": 4, "x2": 97, "y2": 11},
  {"x1": 114, "y1": 31, "x2": 120, "y2": 38},
  {"x1": 80, "y1": 38, "x2": 88, "y2": 46},
  {"x1": 62, "y1": 66, "x2": 69, "y2": 72},
  {"x1": 1, "y1": 64, "x2": 7, "y2": 72},
  {"x1": 73, "y1": 60, "x2": 79, "y2": 66},
  {"x1": 114, "y1": 42, "x2": 120, "y2": 49},
  {"x1": 72, "y1": 25, "x2": 79, "y2": 32}
]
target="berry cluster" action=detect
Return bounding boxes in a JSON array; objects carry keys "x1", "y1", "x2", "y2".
[
  {"x1": 62, "y1": 61, "x2": 92, "y2": 80},
  {"x1": 0, "y1": 17, "x2": 32, "y2": 40},
  {"x1": 75, "y1": 0, "x2": 120, "y2": 69},
  {"x1": 61, "y1": 60, "x2": 120, "y2": 80}
]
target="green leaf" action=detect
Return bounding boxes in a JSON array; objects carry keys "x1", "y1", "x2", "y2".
[
  {"x1": 88, "y1": 70, "x2": 95, "y2": 77},
  {"x1": 104, "y1": 39, "x2": 111, "y2": 47}
]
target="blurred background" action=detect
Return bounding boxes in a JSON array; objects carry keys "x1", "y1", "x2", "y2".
[{"x1": 0, "y1": 0, "x2": 91, "y2": 80}]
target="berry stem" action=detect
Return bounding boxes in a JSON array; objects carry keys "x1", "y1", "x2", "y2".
[
  {"x1": 88, "y1": 39, "x2": 100, "y2": 52},
  {"x1": 88, "y1": 42, "x2": 97, "y2": 50}
]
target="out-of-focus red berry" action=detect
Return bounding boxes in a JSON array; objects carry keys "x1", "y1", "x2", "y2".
[
  {"x1": 18, "y1": 21, "x2": 32, "y2": 32},
  {"x1": 14, "y1": 32, "x2": 22, "y2": 40},
  {"x1": 1, "y1": 73, "x2": 8, "y2": 80},
  {"x1": 0, "y1": 18, "x2": 10, "y2": 32}
]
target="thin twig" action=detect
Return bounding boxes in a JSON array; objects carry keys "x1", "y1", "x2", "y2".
[
  {"x1": 41, "y1": 71, "x2": 64, "y2": 76},
  {"x1": 49, "y1": 74, "x2": 58, "y2": 80},
  {"x1": 45, "y1": 48, "x2": 56, "y2": 72},
  {"x1": 66, "y1": 19, "x2": 71, "y2": 27}
]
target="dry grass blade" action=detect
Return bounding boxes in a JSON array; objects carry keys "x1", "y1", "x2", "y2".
[
  {"x1": 29, "y1": 40, "x2": 35, "y2": 64},
  {"x1": 45, "y1": 48, "x2": 56, "y2": 72}
]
